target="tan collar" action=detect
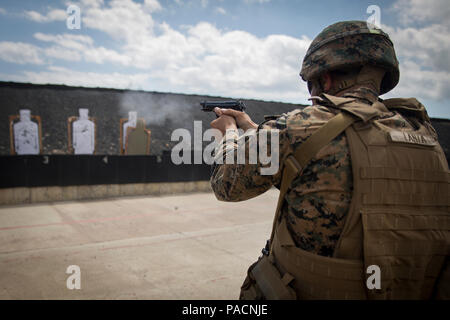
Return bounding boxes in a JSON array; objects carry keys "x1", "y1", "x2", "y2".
[{"x1": 339, "y1": 86, "x2": 379, "y2": 104}]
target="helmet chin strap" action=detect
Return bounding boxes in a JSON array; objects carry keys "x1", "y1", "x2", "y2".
[{"x1": 327, "y1": 65, "x2": 385, "y2": 96}]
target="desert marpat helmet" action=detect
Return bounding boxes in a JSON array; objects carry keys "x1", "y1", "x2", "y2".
[{"x1": 300, "y1": 20, "x2": 400, "y2": 95}]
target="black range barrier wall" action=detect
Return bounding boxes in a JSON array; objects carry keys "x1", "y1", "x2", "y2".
[
  {"x1": 0, "y1": 153, "x2": 211, "y2": 189},
  {"x1": 1, "y1": 142, "x2": 448, "y2": 190}
]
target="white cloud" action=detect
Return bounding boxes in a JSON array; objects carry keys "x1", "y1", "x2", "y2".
[
  {"x1": 3, "y1": 0, "x2": 447, "y2": 110},
  {"x1": 33, "y1": 0, "x2": 311, "y2": 102},
  {"x1": 9, "y1": 0, "x2": 309, "y2": 103},
  {"x1": 81, "y1": 0, "x2": 155, "y2": 43},
  {"x1": 144, "y1": 0, "x2": 163, "y2": 12},
  {"x1": 382, "y1": 0, "x2": 450, "y2": 102},
  {"x1": 34, "y1": 32, "x2": 131, "y2": 65},
  {"x1": 136, "y1": 24, "x2": 311, "y2": 102},
  {"x1": 1, "y1": 66, "x2": 149, "y2": 90},
  {"x1": 215, "y1": 7, "x2": 226, "y2": 15},
  {"x1": 384, "y1": 24, "x2": 450, "y2": 72},
  {"x1": 244, "y1": 0, "x2": 271, "y2": 4},
  {"x1": 0, "y1": 42, "x2": 44, "y2": 65},
  {"x1": 387, "y1": 60, "x2": 450, "y2": 101},
  {"x1": 391, "y1": 0, "x2": 450, "y2": 26},
  {"x1": 34, "y1": 33, "x2": 94, "y2": 49},
  {"x1": 201, "y1": 0, "x2": 208, "y2": 8},
  {"x1": 24, "y1": 9, "x2": 66, "y2": 22},
  {"x1": 0, "y1": 8, "x2": 6, "y2": 15}
]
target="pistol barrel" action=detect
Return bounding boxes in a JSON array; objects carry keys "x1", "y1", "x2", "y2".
[{"x1": 200, "y1": 100, "x2": 246, "y2": 112}]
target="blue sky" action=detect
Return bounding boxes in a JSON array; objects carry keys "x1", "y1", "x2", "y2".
[{"x1": 0, "y1": 0, "x2": 449, "y2": 118}]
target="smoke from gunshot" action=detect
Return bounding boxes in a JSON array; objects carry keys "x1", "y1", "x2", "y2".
[{"x1": 119, "y1": 91, "x2": 195, "y2": 128}]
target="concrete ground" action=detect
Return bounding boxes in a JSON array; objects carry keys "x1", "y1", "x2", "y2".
[{"x1": 0, "y1": 189, "x2": 279, "y2": 299}]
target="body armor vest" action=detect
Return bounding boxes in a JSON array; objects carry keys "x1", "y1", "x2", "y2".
[{"x1": 242, "y1": 94, "x2": 450, "y2": 300}]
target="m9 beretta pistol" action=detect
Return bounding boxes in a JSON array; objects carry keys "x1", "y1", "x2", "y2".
[{"x1": 200, "y1": 100, "x2": 246, "y2": 113}]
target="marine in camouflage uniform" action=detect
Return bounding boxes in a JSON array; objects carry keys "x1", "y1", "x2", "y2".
[
  {"x1": 211, "y1": 21, "x2": 403, "y2": 257},
  {"x1": 210, "y1": 21, "x2": 449, "y2": 299},
  {"x1": 211, "y1": 84, "x2": 423, "y2": 257}
]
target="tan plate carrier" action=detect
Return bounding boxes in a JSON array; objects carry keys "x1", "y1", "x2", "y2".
[{"x1": 246, "y1": 94, "x2": 450, "y2": 300}]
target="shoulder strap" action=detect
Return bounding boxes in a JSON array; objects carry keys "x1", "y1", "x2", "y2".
[
  {"x1": 269, "y1": 111, "x2": 357, "y2": 247},
  {"x1": 382, "y1": 98, "x2": 430, "y2": 122},
  {"x1": 292, "y1": 112, "x2": 357, "y2": 170}
]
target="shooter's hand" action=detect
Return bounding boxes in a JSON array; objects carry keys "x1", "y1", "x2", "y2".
[
  {"x1": 210, "y1": 108, "x2": 238, "y2": 136},
  {"x1": 215, "y1": 108, "x2": 258, "y2": 132}
]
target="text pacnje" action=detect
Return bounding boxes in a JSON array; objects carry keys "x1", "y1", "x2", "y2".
[
  {"x1": 181, "y1": 304, "x2": 268, "y2": 317},
  {"x1": 226, "y1": 304, "x2": 268, "y2": 316}
]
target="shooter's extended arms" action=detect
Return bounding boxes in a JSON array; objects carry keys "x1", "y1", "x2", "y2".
[{"x1": 200, "y1": 100, "x2": 246, "y2": 113}]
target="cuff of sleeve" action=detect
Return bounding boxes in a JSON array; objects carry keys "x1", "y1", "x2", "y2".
[
  {"x1": 224, "y1": 129, "x2": 239, "y2": 141},
  {"x1": 214, "y1": 129, "x2": 239, "y2": 162}
]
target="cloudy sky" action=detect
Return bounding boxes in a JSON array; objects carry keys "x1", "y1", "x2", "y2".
[{"x1": 0, "y1": 0, "x2": 448, "y2": 118}]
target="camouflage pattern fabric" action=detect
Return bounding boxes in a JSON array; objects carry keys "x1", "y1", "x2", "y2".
[
  {"x1": 300, "y1": 20, "x2": 399, "y2": 95},
  {"x1": 211, "y1": 90, "x2": 418, "y2": 257}
]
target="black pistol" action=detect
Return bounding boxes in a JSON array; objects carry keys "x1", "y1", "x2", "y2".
[{"x1": 200, "y1": 100, "x2": 246, "y2": 113}]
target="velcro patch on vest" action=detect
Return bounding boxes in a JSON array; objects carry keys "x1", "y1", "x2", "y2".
[{"x1": 388, "y1": 131, "x2": 437, "y2": 147}]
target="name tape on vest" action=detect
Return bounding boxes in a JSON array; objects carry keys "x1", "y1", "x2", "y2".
[{"x1": 388, "y1": 131, "x2": 437, "y2": 147}]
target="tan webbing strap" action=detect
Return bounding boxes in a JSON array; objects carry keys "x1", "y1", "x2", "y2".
[
  {"x1": 251, "y1": 255, "x2": 297, "y2": 299},
  {"x1": 293, "y1": 112, "x2": 357, "y2": 168},
  {"x1": 382, "y1": 98, "x2": 431, "y2": 123},
  {"x1": 269, "y1": 111, "x2": 357, "y2": 246},
  {"x1": 270, "y1": 157, "x2": 301, "y2": 245}
]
